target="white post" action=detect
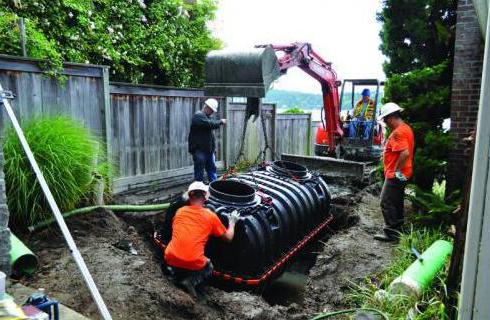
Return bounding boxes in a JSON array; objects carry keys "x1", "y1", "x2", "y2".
[
  {"x1": 458, "y1": 3, "x2": 490, "y2": 319},
  {"x1": 0, "y1": 85, "x2": 113, "y2": 320}
]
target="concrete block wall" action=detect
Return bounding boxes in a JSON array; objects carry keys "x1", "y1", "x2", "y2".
[
  {"x1": 0, "y1": 150, "x2": 10, "y2": 275},
  {"x1": 448, "y1": 0, "x2": 484, "y2": 192}
]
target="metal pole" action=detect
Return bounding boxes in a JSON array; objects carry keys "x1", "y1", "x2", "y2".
[
  {"x1": 0, "y1": 85, "x2": 113, "y2": 320},
  {"x1": 18, "y1": 17, "x2": 27, "y2": 57}
]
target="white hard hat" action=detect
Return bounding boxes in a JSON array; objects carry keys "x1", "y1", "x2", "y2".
[
  {"x1": 186, "y1": 181, "x2": 210, "y2": 199},
  {"x1": 378, "y1": 102, "x2": 404, "y2": 121},
  {"x1": 204, "y1": 98, "x2": 219, "y2": 113}
]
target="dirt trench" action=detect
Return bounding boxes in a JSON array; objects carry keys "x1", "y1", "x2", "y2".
[{"x1": 17, "y1": 183, "x2": 395, "y2": 320}]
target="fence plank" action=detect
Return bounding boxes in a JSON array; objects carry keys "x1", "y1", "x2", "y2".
[{"x1": 276, "y1": 113, "x2": 312, "y2": 157}]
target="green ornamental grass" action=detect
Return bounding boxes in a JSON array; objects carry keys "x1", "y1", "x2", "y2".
[{"x1": 3, "y1": 117, "x2": 99, "y2": 227}]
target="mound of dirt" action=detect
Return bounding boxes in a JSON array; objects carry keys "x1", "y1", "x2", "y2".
[{"x1": 303, "y1": 190, "x2": 395, "y2": 314}]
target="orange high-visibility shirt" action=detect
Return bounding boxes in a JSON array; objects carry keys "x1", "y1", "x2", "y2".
[
  {"x1": 164, "y1": 205, "x2": 226, "y2": 270},
  {"x1": 383, "y1": 123, "x2": 415, "y2": 179}
]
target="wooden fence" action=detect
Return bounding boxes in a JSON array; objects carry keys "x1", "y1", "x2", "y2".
[
  {"x1": 0, "y1": 55, "x2": 108, "y2": 138},
  {"x1": 276, "y1": 113, "x2": 312, "y2": 157},
  {"x1": 226, "y1": 103, "x2": 276, "y2": 166},
  {"x1": 0, "y1": 55, "x2": 313, "y2": 195},
  {"x1": 108, "y1": 83, "x2": 226, "y2": 193}
]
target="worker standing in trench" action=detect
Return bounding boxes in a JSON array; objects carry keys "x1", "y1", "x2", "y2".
[
  {"x1": 164, "y1": 182, "x2": 240, "y2": 297},
  {"x1": 374, "y1": 102, "x2": 414, "y2": 242},
  {"x1": 188, "y1": 98, "x2": 226, "y2": 183}
]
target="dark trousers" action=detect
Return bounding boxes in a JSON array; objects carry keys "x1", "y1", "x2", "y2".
[
  {"x1": 380, "y1": 178, "x2": 407, "y2": 236},
  {"x1": 167, "y1": 262, "x2": 213, "y2": 288},
  {"x1": 192, "y1": 150, "x2": 217, "y2": 182}
]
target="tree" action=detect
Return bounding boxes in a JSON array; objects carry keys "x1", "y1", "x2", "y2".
[
  {"x1": 0, "y1": 0, "x2": 221, "y2": 87},
  {"x1": 378, "y1": 0, "x2": 457, "y2": 77},
  {"x1": 378, "y1": 0, "x2": 457, "y2": 191}
]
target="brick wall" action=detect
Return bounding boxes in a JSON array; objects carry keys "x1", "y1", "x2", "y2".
[
  {"x1": 0, "y1": 150, "x2": 11, "y2": 275},
  {"x1": 448, "y1": 0, "x2": 484, "y2": 192}
]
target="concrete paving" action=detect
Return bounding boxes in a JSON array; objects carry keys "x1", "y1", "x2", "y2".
[{"x1": 7, "y1": 282, "x2": 91, "y2": 320}]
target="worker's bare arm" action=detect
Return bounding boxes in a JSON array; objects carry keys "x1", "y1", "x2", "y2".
[
  {"x1": 221, "y1": 222, "x2": 236, "y2": 242},
  {"x1": 395, "y1": 149, "x2": 409, "y2": 172},
  {"x1": 221, "y1": 210, "x2": 240, "y2": 242}
]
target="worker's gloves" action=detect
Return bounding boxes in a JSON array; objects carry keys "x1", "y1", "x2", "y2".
[
  {"x1": 395, "y1": 170, "x2": 407, "y2": 182},
  {"x1": 229, "y1": 210, "x2": 240, "y2": 224}
]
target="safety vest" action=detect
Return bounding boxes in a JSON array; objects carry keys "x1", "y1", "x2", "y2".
[{"x1": 353, "y1": 99, "x2": 375, "y2": 120}]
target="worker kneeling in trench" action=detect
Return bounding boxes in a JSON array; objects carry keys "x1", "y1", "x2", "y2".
[{"x1": 164, "y1": 181, "x2": 240, "y2": 297}]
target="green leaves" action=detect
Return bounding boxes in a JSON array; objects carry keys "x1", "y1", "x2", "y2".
[
  {"x1": 378, "y1": 0, "x2": 457, "y2": 76},
  {"x1": 0, "y1": 0, "x2": 220, "y2": 86},
  {"x1": 408, "y1": 182, "x2": 460, "y2": 225}
]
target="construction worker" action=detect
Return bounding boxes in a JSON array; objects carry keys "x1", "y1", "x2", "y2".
[
  {"x1": 164, "y1": 181, "x2": 240, "y2": 297},
  {"x1": 188, "y1": 98, "x2": 226, "y2": 182},
  {"x1": 348, "y1": 88, "x2": 375, "y2": 140},
  {"x1": 374, "y1": 102, "x2": 414, "y2": 242}
]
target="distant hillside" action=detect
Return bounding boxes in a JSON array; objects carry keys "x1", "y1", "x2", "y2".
[
  {"x1": 264, "y1": 90, "x2": 323, "y2": 110},
  {"x1": 264, "y1": 89, "x2": 384, "y2": 111}
]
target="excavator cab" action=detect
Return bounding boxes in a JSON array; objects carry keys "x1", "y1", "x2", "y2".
[
  {"x1": 340, "y1": 79, "x2": 385, "y2": 161},
  {"x1": 315, "y1": 79, "x2": 385, "y2": 161}
]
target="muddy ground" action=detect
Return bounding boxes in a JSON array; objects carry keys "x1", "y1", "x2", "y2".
[{"x1": 15, "y1": 183, "x2": 396, "y2": 320}]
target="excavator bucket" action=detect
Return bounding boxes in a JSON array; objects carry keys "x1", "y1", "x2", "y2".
[{"x1": 204, "y1": 46, "x2": 281, "y2": 97}]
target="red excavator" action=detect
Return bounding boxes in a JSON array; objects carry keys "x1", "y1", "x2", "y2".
[{"x1": 204, "y1": 42, "x2": 384, "y2": 178}]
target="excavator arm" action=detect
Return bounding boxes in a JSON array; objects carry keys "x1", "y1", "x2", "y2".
[
  {"x1": 205, "y1": 42, "x2": 343, "y2": 154},
  {"x1": 260, "y1": 43, "x2": 343, "y2": 153}
]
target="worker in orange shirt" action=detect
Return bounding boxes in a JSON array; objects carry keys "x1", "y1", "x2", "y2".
[
  {"x1": 164, "y1": 181, "x2": 240, "y2": 297},
  {"x1": 374, "y1": 102, "x2": 414, "y2": 242}
]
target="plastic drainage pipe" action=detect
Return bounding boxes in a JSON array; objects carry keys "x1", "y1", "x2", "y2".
[
  {"x1": 389, "y1": 240, "x2": 453, "y2": 297},
  {"x1": 29, "y1": 203, "x2": 171, "y2": 232},
  {"x1": 10, "y1": 233, "x2": 39, "y2": 276}
]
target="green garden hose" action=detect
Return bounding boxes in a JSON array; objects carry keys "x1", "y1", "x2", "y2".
[
  {"x1": 310, "y1": 308, "x2": 389, "y2": 320},
  {"x1": 28, "y1": 203, "x2": 171, "y2": 232}
]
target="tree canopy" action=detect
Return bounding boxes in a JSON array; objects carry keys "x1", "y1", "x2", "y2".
[
  {"x1": 378, "y1": 0, "x2": 457, "y2": 76},
  {"x1": 0, "y1": 0, "x2": 221, "y2": 87}
]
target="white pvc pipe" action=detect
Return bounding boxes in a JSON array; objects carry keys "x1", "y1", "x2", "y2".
[{"x1": 0, "y1": 84, "x2": 113, "y2": 320}]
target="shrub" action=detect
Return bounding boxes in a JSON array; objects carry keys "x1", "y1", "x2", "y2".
[
  {"x1": 3, "y1": 116, "x2": 106, "y2": 227},
  {"x1": 407, "y1": 180, "x2": 460, "y2": 225},
  {"x1": 1, "y1": 0, "x2": 221, "y2": 86},
  {"x1": 282, "y1": 107, "x2": 305, "y2": 114},
  {"x1": 384, "y1": 62, "x2": 453, "y2": 191}
]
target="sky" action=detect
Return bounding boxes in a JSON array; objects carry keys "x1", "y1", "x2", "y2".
[{"x1": 209, "y1": 0, "x2": 386, "y2": 94}]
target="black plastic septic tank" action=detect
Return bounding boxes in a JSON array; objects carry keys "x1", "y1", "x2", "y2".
[{"x1": 204, "y1": 160, "x2": 331, "y2": 280}]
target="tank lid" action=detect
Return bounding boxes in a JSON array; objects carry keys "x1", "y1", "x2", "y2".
[
  {"x1": 270, "y1": 160, "x2": 308, "y2": 179},
  {"x1": 209, "y1": 180, "x2": 256, "y2": 204}
]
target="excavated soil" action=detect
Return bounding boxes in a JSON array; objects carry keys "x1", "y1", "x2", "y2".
[
  {"x1": 304, "y1": 185, "x2": 396, "y2": 314},
  {"x1": 15, "y1": 183, "x2": 397, "y2": 320}
]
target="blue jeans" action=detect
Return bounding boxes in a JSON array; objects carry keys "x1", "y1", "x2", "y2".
[
  {"x1": 349, "y1": 120, "x2": 373, "y2": 140},
  {"x1": 192, "y1": 150, "x2": 217, "y2": 182}
]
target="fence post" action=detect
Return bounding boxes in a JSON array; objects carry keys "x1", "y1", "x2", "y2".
[
  {"x1": 271, "y1": 103, "x2": 277, "y2": 160},
  {"x1": 222, "y1": 97, "x2": 229, "y2": 168},
  {"x1": 307, "y1": 113, "x2": 312, "y2": 156},
  {"x1": 101, "y1": 67, "x2": 113, "y2": 188}
]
